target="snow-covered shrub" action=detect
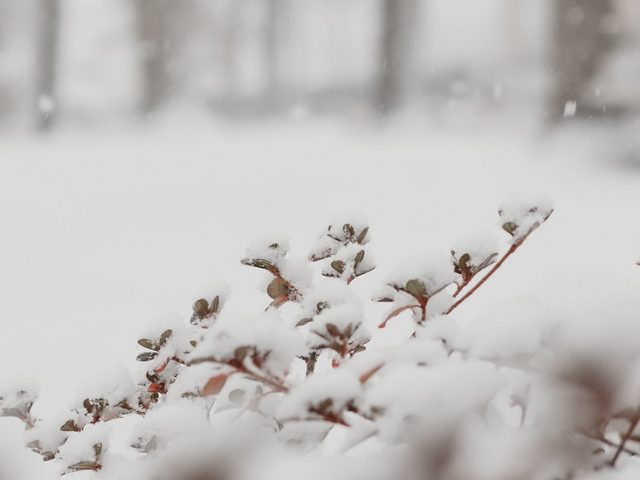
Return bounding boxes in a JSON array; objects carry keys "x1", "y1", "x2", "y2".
[{"x1": 4, "y1": 201, "x2": 640, "y2": 480}]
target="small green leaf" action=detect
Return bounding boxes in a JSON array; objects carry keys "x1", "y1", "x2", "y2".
[
  {"x1": 42, "y1": 451, "x2": 55, "y2": 461},
  {"x1": 241, "y1": 258, "x2": 275, "y2": 270},
  {"x1": 331, "y1": 260, "x2": 346, "y2": 274},
  {"x1": 67, "y1": 461, "x2": 100, "y2": 472},
  {"x1": 343, "y1": 223, "x2": 355, "y2": 239},
  {"x1": 354, "y1": 250, "x2": 365, "y2": 265},
  {"x1": 405, "y1": 279, "x2": 427, "y2": 299},
  {"x1": 502, "y1": 221, "x2": 518, "y2": 235},
  {"x1": 159, "y1": 329, "x2": 173, "y2": 347},
  {"x1": 356, "y1": 226, "x2": 369, "y2": 244},
  {"x1": 210, "y1": 295, "x2": 220, "y2": 313},
  {"x1": 136, "y1": 352, "x2": 158, "y2": 362},
  {"x1": 137, "y1": 338, "x2": 158, "y2": 351},
  {"x1": 296, "y1": 317, "x2": 313, "y2": 327},
  {"x1": 316, "y1": 301, "x2": 329, "y2": 313}
]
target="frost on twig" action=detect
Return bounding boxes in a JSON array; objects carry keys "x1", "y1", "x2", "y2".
[
  {"x1": 242, "y1": 236, "x2": 308, "y2": 307},
  {"x1": 380, "y1": 253, "x2": 457, "y2": 327},
  {"x1": 498, "y1": 198, "x2": 554, "y2": 246},
  {"x1": 310, "y1": 214, "x2": 375, "y2": 284}
]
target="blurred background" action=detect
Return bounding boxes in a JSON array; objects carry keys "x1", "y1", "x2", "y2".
[
  {"x1": 2, "y1": 0, "x2": 640, "y2": 415},
  {"x1": 1, "y1": 0, "x2": 640, "y2": 131}
]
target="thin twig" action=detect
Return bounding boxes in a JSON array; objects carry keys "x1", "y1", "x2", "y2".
[
  {"x1": 610, "y1": 413, "x2": 640, "y2": 466},
  {"x1": 445, "y1": 244, "x2": 518, "y2": 314},
  {"x1": 445, "y1": 210, "x2": 553, "y2": 315},
  {"x1": 378, "y1": 304, "x2": 421, "y2": 328}
]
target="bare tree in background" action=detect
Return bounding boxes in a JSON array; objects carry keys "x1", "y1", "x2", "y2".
[
  {"x1": 550, "y1": 0, "x2": 617, "y2": 120},
  {"x1": 263, "y1": 0, "x2": 283, "y2": 108},
  {"x1": 35, "y1": 0, "x2": 59, "y2": 131},
  {"x1": 375, "y1": 0, "x2": 419, "y2": 116},
  {"x1": 136, "y1": 0, "x2": 171, "y2": 114},
  {"x1": 220, "y1": 0, "x2": 243, "y2": 101}
]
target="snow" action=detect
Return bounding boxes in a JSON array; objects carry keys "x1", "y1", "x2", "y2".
[
  {"x1": 365, "y1": 361, "x2": 504, "y2": 442},
  {"x1": 243, "y1": 235, "x2": 290, "y2": 265},
  {"x1": 450, "y1": 229, "x2": 499, "y2": 272},
  {"x1": 387, "y1": 252, "x2": 458, "y2": 298},
  {"x1": 277, "y1": 369, "x2": 362, "y2": 421},
  {"x1": 130, "y1": 401, "x2": 209, "y2": 452},
  {"x1": 497, "y1": 196, "x2": 554, "y2": 245},
  {"x1": 56, "y1": 421, "x2": 111, "y2": 472},
  {"x1": 307, "y1": 302, "x2": 370, "y2": 351},
  {"x1": 0, "y1": 420, "x2": 53, "y2": 480},
  {"x1": 1, "y1": 114, "x2": 640, "y2": 479},
  {"x1": 188, "y1": 310, "x2": 306, "y2": 376}
]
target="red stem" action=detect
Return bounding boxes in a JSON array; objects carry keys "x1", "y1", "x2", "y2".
[
  {"x1": 445, "y1": 243, "x2": 518, "y2": 315},
  {"x1": 446, "y1": 210, "x2": 553, "y2": 315},
  {"x1": 378, "y1": 304, "x2": 421, "y2": 328}
]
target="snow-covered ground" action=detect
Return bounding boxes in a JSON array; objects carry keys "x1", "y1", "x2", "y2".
[{"x1": 1, "y1": 114, "x2": 639, "y2": 477}]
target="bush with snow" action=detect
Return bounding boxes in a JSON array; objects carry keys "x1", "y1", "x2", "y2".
[{"x1": 4, "y1": 200, "x2": 640, "y2": 480}]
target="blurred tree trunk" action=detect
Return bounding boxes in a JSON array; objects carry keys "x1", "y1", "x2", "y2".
[
  {"x1": 136, "y1": 0, "x2": 171, "y2": 114},
  {"x1": 549, "y1": 0, "x2": 617, "y2": 120},
  {"x1": 263, "y1": 0, "x2": 283, "y2": 107},
  {"x1": 35, "y1": 0, "x2": 59, "y2": 131},
  {"x1": 221, "y1": 1, "x2": 243, "y2": 100},
  {"x1": 375, "y1": 0, "x2": 419, "y2": 116}
]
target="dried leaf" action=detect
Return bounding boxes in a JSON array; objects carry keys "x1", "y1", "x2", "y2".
[
  {"x1": 326, "y1": 323, "x2": 341, "y2": 337},
  {"x1": 315, "y1": 398, "x2": 333, "y2": 414},
  {"x1": 234, "y1": 346, "x2": 252, "y2": 362},
  {"x1": 147, "y1": 383, "x2": 165, "y2": 394},
  {"x1": 60, "y1": 419, "x2": 79, "y2": 432},
  {"x1": 193, "y1": 299, "x2": 209, "y2": 318},
  {"x1": 267, "y1": 277, "x2": 290, "y2": 299},
  {"x1": 202, "y1": 373, "x2": 230, "y2": 396}
]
